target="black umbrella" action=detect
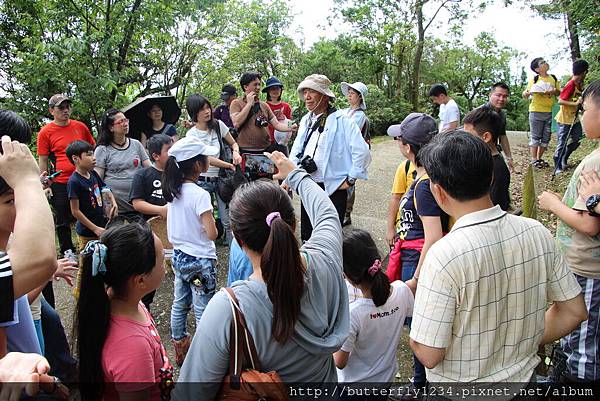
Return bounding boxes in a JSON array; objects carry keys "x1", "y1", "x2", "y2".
[{"x1": 122, "y1": 95, "x2": 182, "y2": 140}]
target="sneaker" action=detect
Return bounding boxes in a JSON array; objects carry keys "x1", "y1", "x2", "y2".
[
  {"x1": 342, "y1": 216, "x2": 352, "y2": 227},
  {"x1": 172, "y1": 335, "x2": 191, "y2": 367},
  {"x1": 540, "y1": 160, "x2": 550, "y2": 168}
]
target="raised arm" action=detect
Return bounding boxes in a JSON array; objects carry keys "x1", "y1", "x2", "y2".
[{"x1": 0, "y1": 137, "x2": 57, "y2": 298}]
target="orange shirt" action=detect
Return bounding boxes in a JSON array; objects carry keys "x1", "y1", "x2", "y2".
[{"x1": 37, "y1": 120, "x2": 95, "y2": 184}]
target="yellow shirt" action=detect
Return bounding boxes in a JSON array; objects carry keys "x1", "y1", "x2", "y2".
[
  {"x1": 391, "y1": 160, "x2": 416, "y2": 227},
  {"x1": 526, "y1": 75, "x2": 560, "y2": 113}
]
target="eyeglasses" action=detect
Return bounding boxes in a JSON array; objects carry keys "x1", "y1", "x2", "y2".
[
  {"x1": 113, "y1": 118, "x2": 129, "y2": 126},
  {"x1": 53, "y1": 104, "x2": 72, "y2": 110}
]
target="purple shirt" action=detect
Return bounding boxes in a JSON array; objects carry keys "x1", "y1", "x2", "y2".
[{"x1": 213, "y1": 104, "x2": 233, "y2": 129}]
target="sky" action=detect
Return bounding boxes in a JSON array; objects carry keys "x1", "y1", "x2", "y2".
[{"x1": 287, "y1": 0, "x2": 573, "y2": 79}]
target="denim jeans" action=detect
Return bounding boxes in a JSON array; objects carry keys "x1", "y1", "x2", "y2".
[
  {"x1": 197, "y1": 178, "x2": 232, "y2": 245},
  {"x1": 554, "y1": 122, "x2": 583, "y2": 170},
  {"x1": 170, "y1": 250, "x2": 217, "y2": 340}
]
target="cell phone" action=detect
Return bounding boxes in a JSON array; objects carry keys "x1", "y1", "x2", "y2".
[
  {"x1": 48, "y1": 170, "x2": 63, "y2": 179},
  {"x1": 241, "y1": 154, "x2": 277, "y2": 176}
]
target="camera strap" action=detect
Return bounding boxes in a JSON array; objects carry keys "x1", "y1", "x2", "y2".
[
  {"x1": 239, "y1": 101, "x2": 262, "y2": 131},
  {"x1": 299, "y1": 113, "x2": 327, "y2": 157}
]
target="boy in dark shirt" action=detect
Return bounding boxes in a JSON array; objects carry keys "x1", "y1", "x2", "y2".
[
  {"x1": 129, "y1": 134, "x2": 172, "y2": 221},
  {"x1": 67, "y1": 140, "x2": 115, "y2": 249},
  {"x1": 463, "y1": 106, "x2": 511, "y2": 211}
]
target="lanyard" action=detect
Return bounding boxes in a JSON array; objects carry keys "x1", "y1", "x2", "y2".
[{"x1": 299, "y1": 113, "x2": 325, "y2": 157}]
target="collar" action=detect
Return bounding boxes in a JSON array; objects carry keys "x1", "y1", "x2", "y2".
[{"x1": 450, "y1": 205, "x2": 506, "y2": 232}]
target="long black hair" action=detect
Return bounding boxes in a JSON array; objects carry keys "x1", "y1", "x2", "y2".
[
  {"x1": 229, "y1": 179, "x2": 303, "y2": 343},
  {"x1": 97, "y1": 108, "x2": 122, "y2": 146},
  {"x1": 162, "y1": 154, "x2": 208, "y2": 202},
  {"x1": 343, "y1": 229, "x2": 390, "y2": 307},
  {"x1": 75, "y1": 222, "x2": 156, "y2": 401}
]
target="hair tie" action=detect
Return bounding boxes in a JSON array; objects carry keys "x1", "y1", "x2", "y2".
[
  {"x1": 368, "y1": 259, "x2": 381, "y2": 277},
  {"x1": 82, "y1": 240, "x2": 108, "y2": 277},
  {"x1": 266, "y1": 212, "x2": 281, "y2": 227}
]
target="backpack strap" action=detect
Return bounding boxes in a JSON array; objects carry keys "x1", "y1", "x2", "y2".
[{"x1": 403, "y1": 160, "x2": 411, "y2": 176}]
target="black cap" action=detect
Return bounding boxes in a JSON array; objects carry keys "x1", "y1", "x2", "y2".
[{"x1": 220, "y1": 84, "x2": 237, "y2": 100}]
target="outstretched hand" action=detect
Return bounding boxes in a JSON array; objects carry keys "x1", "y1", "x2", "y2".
[{"x1": 264, "y1": 151, "x2": 296, "y2": 181}]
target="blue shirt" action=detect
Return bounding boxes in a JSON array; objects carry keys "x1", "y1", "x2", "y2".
[
  {"x1": 226, "y1": 239, "x2": 253, "y2": 286},
  {"x1": 290, "y1": 110, "x2": 371, "y2": 195}
]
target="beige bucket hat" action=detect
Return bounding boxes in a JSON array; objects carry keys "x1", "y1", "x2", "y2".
[{"x1": 297, "y1": 74, "x2": 336, "y2": 99}]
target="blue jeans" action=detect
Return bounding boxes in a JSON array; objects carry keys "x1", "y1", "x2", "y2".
[
  {"x1": 554, "y1": 122, "x2": 583, "y2": 170},
  {"x1": 170, "y1": 250, "x2": 217, "y2": 340},
  {"x1": 197, "y1": 178, "x2": 232, "y2": 245},
  {"x1": 33, "y1": 319, "x2": 44, "y2": 355},
  {"x1": 399, "y1": 254, "x2": 427, "y2": 387}
]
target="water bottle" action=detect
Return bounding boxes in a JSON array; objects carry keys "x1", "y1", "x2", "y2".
[
  {"x1": 101, "y1": 187, "x2": 114, "y2": 219},
  {"x1": 63, "y1": 249, "x2": 77, "y2": 264}
]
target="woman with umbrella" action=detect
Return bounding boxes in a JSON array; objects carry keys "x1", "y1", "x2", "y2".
[
  {"x1": 141, "y1": 103, "x2": 178, "y2": 145},
  {"x1": 122, "y1": 95, "x2": 181, "y2": 145}
]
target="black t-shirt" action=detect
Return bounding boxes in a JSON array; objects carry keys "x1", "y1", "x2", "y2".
[
  {"x1": 0, "y1": 251, "x2": 14, "y2": 323},
  {"x1": 67, "y1": 170, "x2": 108, "y2": 237},
  {"x1": 491, "y1": 154, "x2": 511, "y2": 211},
  {"x1": 145, "y1": 124, "x2": 177, "y2": 139},
  {"x1": 129, "y1": 166, "x2": 166, "y2": 220}
]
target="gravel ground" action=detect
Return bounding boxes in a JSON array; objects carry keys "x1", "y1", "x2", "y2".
[{"x1": 53, "y1": 132, "x2": 531, "y2": 382}]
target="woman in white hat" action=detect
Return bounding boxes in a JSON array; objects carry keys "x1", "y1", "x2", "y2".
[
  {"x1": 340, "y1": 81, "x2": 370, "y2": 226},
  {"x1": 289, "y1": 74, "x2": 371, "y2": 241}
]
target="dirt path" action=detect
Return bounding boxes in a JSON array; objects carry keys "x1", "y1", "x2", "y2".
[{"x1": 54, "y1": 131, "x2": 532, "y2": 380}]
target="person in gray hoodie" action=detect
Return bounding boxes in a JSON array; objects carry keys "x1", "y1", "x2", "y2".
[{"x1": 175, "y1": 151, "x2": 349, "y2": 399}]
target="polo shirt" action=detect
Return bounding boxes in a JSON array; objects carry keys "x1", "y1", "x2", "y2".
[{"x1": 410, "y1": 206, "x2": 581, "y2": 390}]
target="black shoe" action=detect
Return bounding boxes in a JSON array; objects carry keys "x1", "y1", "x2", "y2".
[{"x1": 342, "y1": 217, "x2": 352, "y2": 227}]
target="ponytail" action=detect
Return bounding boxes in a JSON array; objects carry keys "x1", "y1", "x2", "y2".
[
  {"x1": 229, "y1": 180, "x2": 303, "y2": 343},
  {"x1": 162, "y1": 154, "x2": 208, "y2": 202},
  {"x1": 75, "y1": 252, "x2": 110, "y2": 401},
  {"x1": 261, "y1": 216, "x2": 304, "y2": 342},
  {"x1": 343, "y1": 229, "x2": 390, "y2": 307},
  {"x1": 75, "y1": 222, "x2": 156, "y2": 401}
]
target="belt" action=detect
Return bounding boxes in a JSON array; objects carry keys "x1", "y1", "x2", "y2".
[{"x1": 198, "y1": 176, "x2": 219, "y2": 183}]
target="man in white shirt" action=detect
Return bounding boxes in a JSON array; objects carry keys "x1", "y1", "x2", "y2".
[
  {"x1": 409, "y1": 130, "x2": 587, "y2": 400},
  {"x1": 429, "y1": 84, "x2": 460, "y2": 133}
]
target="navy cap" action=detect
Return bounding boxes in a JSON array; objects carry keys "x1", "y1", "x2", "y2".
[
  {"x1": 262, "y1": 76, "x2": 284, "y2": 93},
  {"x1": 387, "y1": 113, "x2": 438, "y2": 146}
]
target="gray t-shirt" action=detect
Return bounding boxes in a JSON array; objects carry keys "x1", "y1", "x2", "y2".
[
  {"x1": 175, "y1": 169, "x2": 349, "y2": 400},
  {"x1": 95, "y1": 138, "x2": 149, "y2": 213}
]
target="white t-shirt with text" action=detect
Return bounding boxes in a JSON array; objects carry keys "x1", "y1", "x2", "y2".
[{"x1": 337, "y1": 280, "x2": 414, "y2": 383}]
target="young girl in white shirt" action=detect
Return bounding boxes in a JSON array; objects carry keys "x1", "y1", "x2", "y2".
[
  {"x1": 162, "y1": 136, "x2": 219, "y2": 367},
  {"x1": 334, "y1": 229, "x2": 414, "y2": 399}
]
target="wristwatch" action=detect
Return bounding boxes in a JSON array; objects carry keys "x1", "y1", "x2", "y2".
[
  {"x1": 346, "y1": 177, "x2": 356, "y2": 186},
  {"x1": 585, "y1": 194, "x2": 600, "y2": 216}
]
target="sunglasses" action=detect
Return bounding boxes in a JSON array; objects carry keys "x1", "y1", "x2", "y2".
[{"x1": 113, "y1": 118, "x2": 129, "y2": 126}]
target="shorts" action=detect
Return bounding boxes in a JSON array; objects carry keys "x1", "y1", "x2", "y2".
[{"x1": 528, "y1": 112, "x2": 552, "y2": 148}]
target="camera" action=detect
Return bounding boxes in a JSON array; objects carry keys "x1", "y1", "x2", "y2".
[
  {"x1": 299, "y1": 154, "x2": 318, "y2": 174},
  {"x1": 255, "y1": 115, "x2": 269, "y2": 127}
]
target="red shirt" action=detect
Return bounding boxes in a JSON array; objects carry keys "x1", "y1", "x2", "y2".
[
  {"x1": 266, "y1": 101, "x2": 292, "y2": 142},
  {"x1": 37, "y1": 120, "x2": 95, "y2": 184}
]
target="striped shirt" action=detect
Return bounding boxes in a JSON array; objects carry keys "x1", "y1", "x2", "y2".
[
  {"x1": 410, "y1": 206, "x2": 581, "y2": 386},
  {"x1": 0, "y1": 251, "x2": 14, "y2": 323}
]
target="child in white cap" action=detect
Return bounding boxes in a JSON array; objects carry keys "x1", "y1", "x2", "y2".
[{"x1": 162, "y1": 136, "x2": 219, "y2": 366}]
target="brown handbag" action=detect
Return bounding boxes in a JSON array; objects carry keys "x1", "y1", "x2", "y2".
[{"x1": 216, "y1": 288, "x2": 289, "y2": 401}]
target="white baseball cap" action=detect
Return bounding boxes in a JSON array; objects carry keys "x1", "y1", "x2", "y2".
[{"x1": 167, "y1": 136, "x2": 219, "y2": 162}]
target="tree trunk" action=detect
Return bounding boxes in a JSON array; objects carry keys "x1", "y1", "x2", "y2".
[
  {"x1": 411, "y1": 0, "x2": 424, "y2": 111},
  {"x1": 565, "y1": 6, "x2": 581, "y2": 61}
]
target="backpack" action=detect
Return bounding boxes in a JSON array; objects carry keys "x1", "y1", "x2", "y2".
[
  {"x1": 217, "y1": 288, "x2": 289, "y2": 401},
  {"x1": 361, "y1": 116, "x2": 371, "y2": 148}
]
